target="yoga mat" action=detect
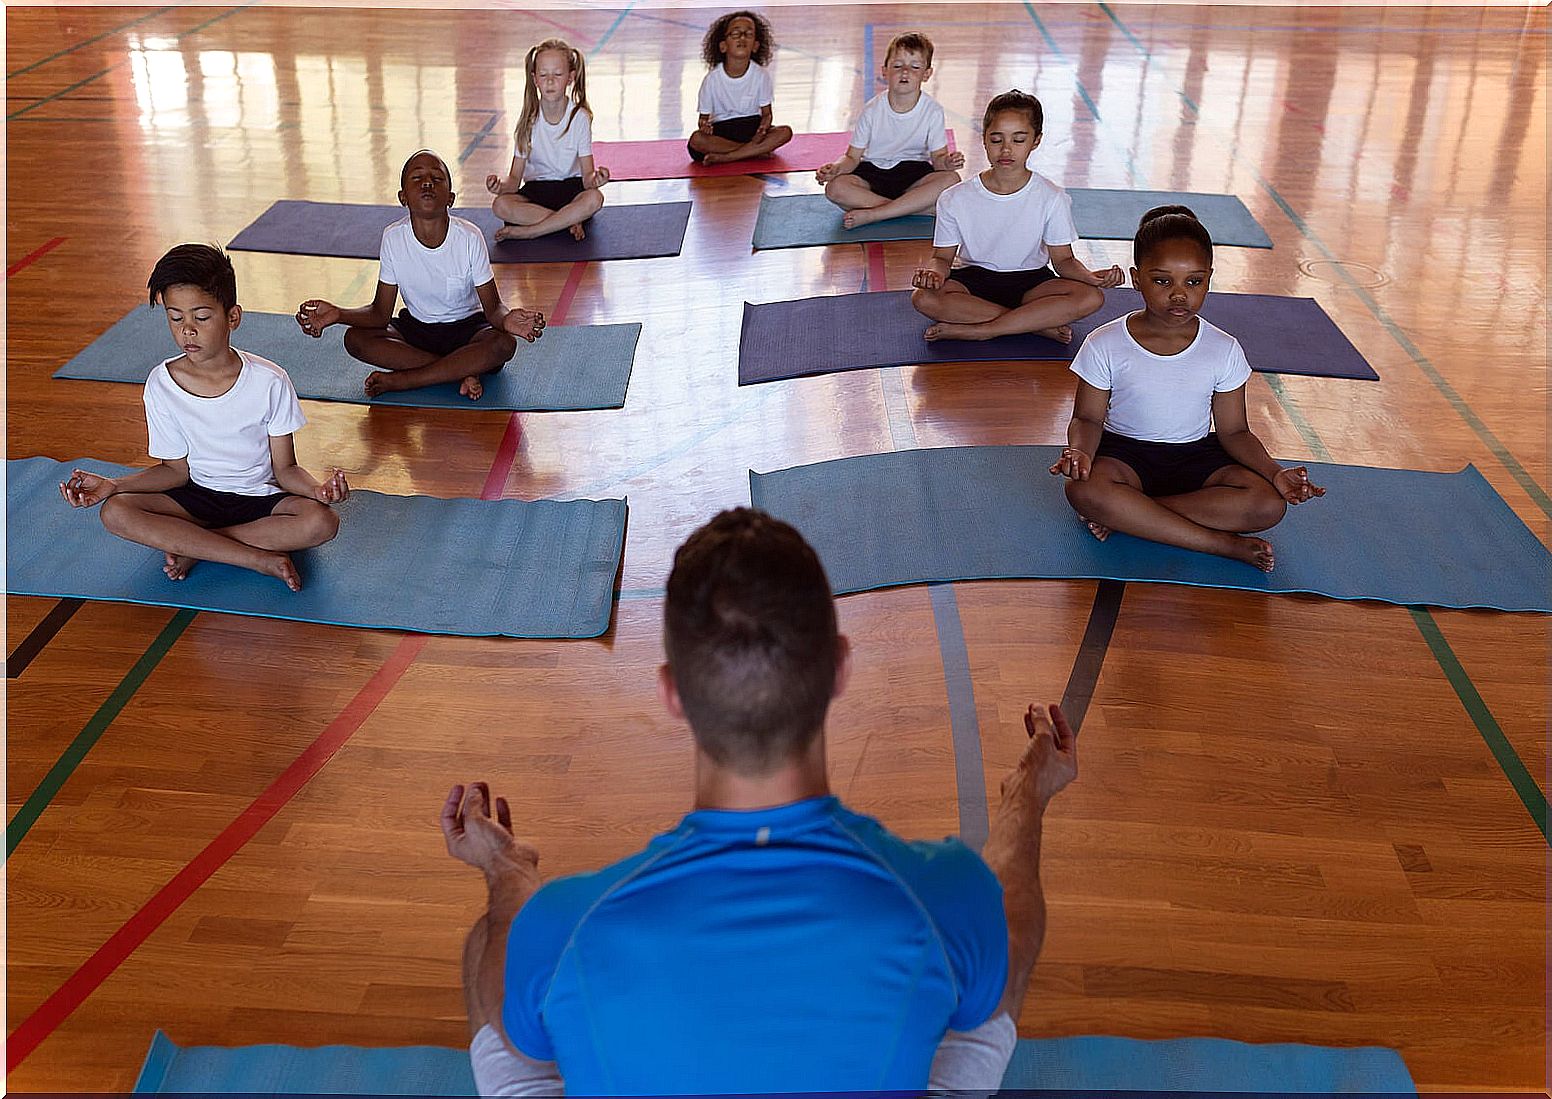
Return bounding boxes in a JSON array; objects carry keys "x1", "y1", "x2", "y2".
[
  {"x1": 8, "y1": 457, "x2": 626, "y2": 638},
  {"x1": 738, "y1": 289, "x2": 1378, "y2": 384},
  {"x1": 749, "y1": 447, "x2": 1552, "y2": 613},
  {"x1": 593, "y1": 132, "x2": 849, "y2": 180},
  {"x1": 751, "y1": 190, "x2": 1273, "y2": 250},
  {"x1": 53, "y1": 308, "x2": 638, "y2": 412},
  {"x1": 134, "y1": 1030, "x2": 1415, "y2": 1094},
  {"x1": 228, "y1": 200, "x2": 691, "y2": 263}
]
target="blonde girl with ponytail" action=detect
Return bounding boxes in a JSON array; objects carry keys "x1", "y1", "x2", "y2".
[{"x1": 487, "y1": 39, "x2": 611, "y2": 242}]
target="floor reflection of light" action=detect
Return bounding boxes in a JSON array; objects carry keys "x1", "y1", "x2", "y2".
[{"x1": 129, "y1": 46, "x2": 189, "y2": 128}]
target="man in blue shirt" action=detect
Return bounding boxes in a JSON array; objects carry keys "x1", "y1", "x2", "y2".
[{"x1": 442, "y1": 508, "x2": 1079, "y2": 1095}]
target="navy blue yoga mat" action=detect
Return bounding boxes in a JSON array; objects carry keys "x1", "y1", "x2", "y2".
[
  {"x1": 228, "y1": 199, "x2": 692, "y2": 263},
  {"x1": 751, "y1": 190, "x2": 1273, "y2": 250},
  {"x1": 8, "y1": 457, "x2": 626, "y2": 638},
  {"x1": 134, "y1": 1030, "x2": 1414, "y2": 1094},
  {"x1": 52, "y1": 307, "x2": 638, "y2": 411},
  {"x1": 749, "y1": 446, "x2": 1551, "y2": 612},
  {"x1": 738, "y1": 288, "x2": 1377, "y2": 384}
]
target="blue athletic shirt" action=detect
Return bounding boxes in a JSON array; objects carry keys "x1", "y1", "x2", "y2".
[{"x1": 501, "y1": 795, "x2": 1008, "y2": 1095}]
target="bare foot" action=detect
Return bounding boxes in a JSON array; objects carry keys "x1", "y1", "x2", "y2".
[
  {"x1": 1224, "y1": 535, "x2": 1275, "y2": 572},
  {"x1": 568, "y1": 222, "x2": 586, "y2": 241},
  {"x1": 1078, "y1": 516, "x2": 1111, "y2": 542},
  {"x1": 493, "y1": 224, "x2": 522, "y2": 242},
  {"x1": 257, "y1": 552, "x2": 303, "y2": 592},
  {"x1": 1037, "y1": 324, "x2": 1074, "y2": 344},
  {"x1": 163, "y1": 552, "x2": 197, "y2": 581},
  {"x1": 364, "y1": 371, "x2": 391, "y2": 398},
  {"x1": 842, "y1": 207, "x2": 887, "y2": 230},
  {"x1": 460, "y1": 375, "x2": 485, "y2": 401},
  {"x1": 701, "y1": 152, "x2": 728, "y2": 166},
  {"x1": 924, "y1": 321, "x2": 993, "y2": 342}
]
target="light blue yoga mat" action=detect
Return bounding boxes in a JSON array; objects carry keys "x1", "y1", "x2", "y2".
[
  {"x1": 8, "y1": 457, "x2": 626, "y2": 638},
  {"x1": 52, "y1": 307, "x2": 639, "y2": 412},
  {"x1": 752, "y1": 190, "x2": 1274, "y2": 250},
  {"x1": 134, "y1": 1030, "x2": 1415, "y2": 1094},
  {"x1": 749, "y1": 446, "x2": 1551, "y2": 612}
]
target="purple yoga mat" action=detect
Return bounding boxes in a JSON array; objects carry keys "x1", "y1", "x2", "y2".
[
  {"x1": 228, "y1": 200, "x2": 691, "y2": 264},
  {"x1": 737, "y1": 288, "x2": 1378, "y2": 384}
]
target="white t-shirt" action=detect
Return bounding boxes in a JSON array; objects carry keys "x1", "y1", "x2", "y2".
[
  {"x1": 851, "y1": 92, "x2": 947, "y2": 169},
  {"x1": 932, "y1": 171, "x2": 1077, "y2": 272},
  {"x1": 378, "y1": 215, "x2": 493, "y2": 324},
  {"x1": 1069, "y1": 314, "x2": 1253, "y2": 443},
  {"x1": 696, "y1": 62, "x2": 773, "y2": 122},
  {"x1": 143, "y1": 349, "x2": 307, "y2": 495},
  {"x1": 524, "y1": 106, "x2": 592, "y2": 182}
]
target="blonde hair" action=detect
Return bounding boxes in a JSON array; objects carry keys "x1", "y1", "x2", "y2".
[{"x1": 514, "y1": 39, "x2": 591, "y2": 158}]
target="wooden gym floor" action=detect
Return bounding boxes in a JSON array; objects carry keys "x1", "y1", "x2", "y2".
[{"x1": 5, "y1": 3, "x2": 1547, "y2": 1092}]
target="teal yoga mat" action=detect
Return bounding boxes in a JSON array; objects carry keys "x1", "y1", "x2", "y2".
[
  {"x1": 53, "y1": 307, "x2": 638, "y2": 411},
  {"x1": 752, "y1": 189, "x2": 1274, "y2": 250},
  {"x1": 134, "y1": 1029, "x2": 1415, "y2": 1093},
  {"x1": 8, "y1": 457, "x2": 626, "y2": 638},
  {"x1": 749, "y1": 446, "x2": 1551, "y2": 612}
]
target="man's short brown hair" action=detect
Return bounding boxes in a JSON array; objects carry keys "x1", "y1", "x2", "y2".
[{"x1": 664, "y1": 509, "x2": 839, "y2": 775}]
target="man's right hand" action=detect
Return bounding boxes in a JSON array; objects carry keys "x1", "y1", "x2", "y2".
[{"x1": 1011, "y1": 703, "x2": 1079, "y2": 807}]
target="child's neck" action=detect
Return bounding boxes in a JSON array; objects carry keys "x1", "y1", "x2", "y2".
[
  {"x1": 723, "y1": 55, "x2": 752, "y2": 78},
  {"x1": 408, "y1": 210, "x2": 451, "y2": 248},
  {"x1": 886, "y1": 85, "x2": 921, "y2": 112},
  {"x1": 980, "y1": 164, "x2": 1032, "y2": 195},
  {"x1": 1127, "y1": 310, "x2": 1200, "y2": 354},
  {"x1": 539, "y1": 95, "x2": 568, "y2": 124}
]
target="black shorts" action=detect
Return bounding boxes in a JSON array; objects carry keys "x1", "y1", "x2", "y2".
[
  {"x1": 162, "y1": 482, "x2": 292, "y2": 527},
  {"x1": 852, "y1": 159, "x2": 935, "y2": 200},
  {"x1": 688, "y1": 114, "x2": 761, "y2": 161},
  {"x1": 391, "y1": 309, "x2": 494, "y2": 361},
  {"x1": 946, "y1": 264, "x2": 1058, "y2": 311},
  {"x1": 518, "y1": 176, "x2": 586, "y2": 211},
  {"x1": 1094, "y1": 430, "x2": 1237, "y2": 498}
]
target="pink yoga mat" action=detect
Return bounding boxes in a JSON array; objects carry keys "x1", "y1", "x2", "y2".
[{"x1": 593, "y1": 132, "x2": 850, "y2": 180}]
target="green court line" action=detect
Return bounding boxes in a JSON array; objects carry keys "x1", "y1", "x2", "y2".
[
  {"x1": 6, "y1": 609, "x2": 197, "y2": 858},
  {"x1": 7, "y1": 6, "x2": 175, "y2": 80},
  {"x1": 1409, "y1": 608, "x2": 1548, "y2": 843}
]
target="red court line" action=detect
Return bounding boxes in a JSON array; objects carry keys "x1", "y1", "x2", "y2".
[
  {"x1": 6, "y1": 633, "x2": 427, "y2": 1072},
  {"x1": 480, "y1": 260, "x2": 589, "y2": 501},
  {"x1": 7, "y1": 236, "x2": 65, "y2": 277},
  {"x1": 866, "y1": 242, "x2": 888, "y2": 292}
]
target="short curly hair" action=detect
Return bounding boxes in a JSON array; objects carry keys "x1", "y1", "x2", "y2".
[{"x1": 701, "y1": 10, "x2": 774, "y2": 68}]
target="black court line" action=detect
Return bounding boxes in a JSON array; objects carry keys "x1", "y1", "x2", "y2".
[
  {"x1": 6, "y1": 598, "x2": 85, "y2": 679},
  {"x1": 7, "y1": 6, "x2": 175, "y2": 80},
  {"x1": 1059, "y1": 580, "x2": 1126, "y2": 733}
]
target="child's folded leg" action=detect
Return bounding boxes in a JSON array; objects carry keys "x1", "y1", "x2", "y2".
[
  {"x1": 344, "y1": 327, "x2": 438, "y2": 371},
  {"x1": 99, "y1": 494, "x2": 306, "y2": 590},
  {"x1": 926, "y1": 279, "x2": 1103, "y2": 342},
  {"x1": 363, "y1": 328, "x2": 517, "y2": 399},
  {"x1": 494, "y1": 189, "x2": 604, "y2": 241}
]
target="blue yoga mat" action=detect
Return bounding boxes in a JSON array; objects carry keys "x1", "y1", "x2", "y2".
[
  {"x1": 52, "y1": 308, "x2": 638, "y2": 411},
  {"x1": 751, "y1": 190, "x2": 1273, "y2": 250},
  {"x1": 749, "y1": 446, "x2": 1551, "y2": 612},
  {"x1": 134, "y1": 1030, "x2": 1415, "y2": 1094},
  {"x1": 739, "y1": 289, "x2": 1377, "y2": 384},
  {"x1": 8, "y1": 457, "x2": 626, "y2": 638},
  {"x1": 229, "y1": 199, "x2": 692, "y2": 264}
]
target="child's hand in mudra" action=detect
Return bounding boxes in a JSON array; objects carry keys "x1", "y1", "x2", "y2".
[
  {"x1": 1274, "y1": 466, "x2": 1325, "y2": 504},
  {"x1": 59, "y1": 468, "x2": 117, "y2": 508},
  {"x1": 503, "y1": 308, "x2": 546, "y2": 342},
  {"x1": 295, "y1": 300, "x2": 340, "y2": 337},
  {"x1": 1093, "y1": 265, "x2": 1124, "y2": 289},
  {"x1": 485, "y1": 174, "x2": 505, "y2": 196},
  {"x1": 1048, "y1": 447, "x2": 1091, "y2": 481},
  {"x1": 590, "y1": 166, "x2": 611, "y2": 188},
  {"x1": 912, "y1": 267, "x2": 943, "y2": 291},
  {"x1": 815, "y1": 161, "x2": 840, "y2": 184},
  {"x1": 944, "y1": 150, "x2": 966, "y2": 171},
  {"x1": 314, "y1": 468, "x2": 350, "y2": 505}
]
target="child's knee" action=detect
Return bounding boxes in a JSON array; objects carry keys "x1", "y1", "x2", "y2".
[
  {"x1": 911, "y1": 287, "x2": 939, "y2": 315},
  {"x1": 823, "y1": 177, "x2": 852, "y2": 202},
  {"x1": 343, "y1": 326, "x2": 370, "y2": 360},
  {"x1": 100, "y1": 494, "x2": 134, "y2": 534},
  {"x1": 582, "y1": 188, "x2": 604, "y2": 214},
  {"x1": 1074, "y1": 282, "x2": 1105, "y2": 316},
  {"x1": 1247, "y1": 488, "x2": 1287, "y2": 531},
  {"x1": 1063, "y1": 477, "x2": 1097, "y2": 512},
  {"x1": 487, "y1": 332, "x2": 518, "y2": 366},
  {"x1": 305, "y1": 502, "x2": 342, "y2": 544},
  {"x1": 771, "y1": 125, "x2": 793, "y2": 142}
]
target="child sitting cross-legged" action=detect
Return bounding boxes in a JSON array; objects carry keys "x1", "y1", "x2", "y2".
[
  {"x1": 60, "y1": 244, "x2": 347, "y2": 592},
  {"x1": 296, "y1": 149, "x2": 545, "y2": 401},
  {"x1": 687, "y1": 10, "x2": 793, "y2": 165},
  {"x1": 1049, "y1": 206, "x2": 1326, "y2": 572}
]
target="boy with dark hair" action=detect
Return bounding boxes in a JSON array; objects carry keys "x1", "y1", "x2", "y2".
[
  {"x1": 296, "y1": 149, "x2": 546, "y2": 402},
  {"x1": 816, "y1": 31, "x2": 964, "y2": 228},
  {"x1": 59, "y1": 244, "x2": 348, "y2": 592},
  {"x1": 443, "y1": 508, "x2": 1080, "y2": 1095}
]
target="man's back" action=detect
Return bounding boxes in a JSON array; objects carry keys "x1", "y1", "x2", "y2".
[{"x1": 501, "y1": 796, "x2": 1008, "y2": 1095}]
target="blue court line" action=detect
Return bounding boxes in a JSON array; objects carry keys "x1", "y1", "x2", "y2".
[
  {"x1": 588, "y1": 3, "x2": 635, "y2": 57},
  {"x1": 8, "y1": 2, "x2": 255, "y2": 120},
  {"x1": 456, "y1": 109, "x2": 503, "y2": 165},
  {"x1": 1093, "y1": 2, "x2": 1552, "y2": 523},
  {"x1": 7, "y1": 6, "x2": 175, "y2": 80},
  {"x1": 627, "y1": 8, "x2": 862, "y2": 72}
]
